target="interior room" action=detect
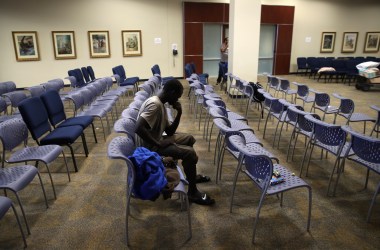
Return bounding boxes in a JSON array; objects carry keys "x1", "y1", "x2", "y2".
[{"x1": 0, "y1": 0, "x2": 379, "y2": 249}]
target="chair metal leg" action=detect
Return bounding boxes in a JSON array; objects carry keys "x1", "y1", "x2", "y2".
[
  {"x1": 91, "y1": 122, "x2": 98, "y2": 143},
  {"x1": 252, "y1": 190, "x2": 267, "y2": 244},
  {"x1": 11, "y1": 204, "x2": 27, "y2": 248},
  {"x1": 81, "y1": 133, "x2": 89, "y2": 157}
]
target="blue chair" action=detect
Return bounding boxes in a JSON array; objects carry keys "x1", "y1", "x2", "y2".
[
  {"x1": 107, "y1": 136, "x2": 192, "y2": 246},
  {"x1": 87, "y1": 66, "x2": 96, "y2": 81},
  {"x1": 112, "y1": 65, "x2": 139, "y2": 89},
  {"x1": 81, "y1": 67, "x2": 91, "y2": 83},
  {"x1": 0, "y1": 163, "x2": 48, "y2": 235},
  {"x1": 0, "y1": 196, "x2": 27, "y2": 248},
  {"x1": 151, "y1": 64, "x2": 173, "y2": 86},
  {"x1": 190, "y1": 62, "x2": 208, "y2": 83},
  {"x1": 229, "y1": 146, "x2": 312, "y2": 243},
  {"x1": 341, "y1": 126, "x2": 380, "y2": 222},
  {"x1": 27, "y1": 85, "x2": 46, "y2": 97},
  {"x1": 310, "y1": 91, "x2": 338, "y2": 121},
  {"x1": 302, "y1": 115, "x2": 352, "y2": 196},
  {"x1": 18, "y1": 97, "x2": 87, "y2": 172},
  {"x1": 0, "y1": 118, "x2": 70, "y2": 199},
  {"x1": 332, "y1": 93, "x2": 376, "y2": 134},
  {"x1": 296, "y1": 57, "x2": 309, "y2": 75},
  {"x1": 68, "y1": 68, "x2": 86, "y2": 88},
  {"x1": 218, "y1": 62, "x2": 228, "y2": 90},
  {"x1": 40, "y1": 90, "x2": 98, "y2": 144}
]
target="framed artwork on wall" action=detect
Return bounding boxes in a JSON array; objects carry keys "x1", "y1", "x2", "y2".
[
  {"x1": 52, "y1": 31, "x2": 76, "y2": 59},
  {"x1": 88, "y1": 30, "x2": 110, "y2": 58},
  {"x1": 320, "y1": 32, "x2": 336, "y2": 53},
  {"x1": 12, "y1": 31, "x2": 40, "y2": 61},
  {"x1": 341, "y1": 32, "x2": 358, "y2": 53},
  {"x1": 122, "y1": 30, "x2": 142, "y2": 57},
  {"x1": 364, "y1": 32, "x2": 380, "y2": 53}
]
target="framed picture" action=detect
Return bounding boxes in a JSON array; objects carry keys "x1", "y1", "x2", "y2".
[
  {"x1": 52, "y1": 31, "x2": 76, "y2": 59},
  {"x1": 12, "y1": 31, "x2": 40, "y2": 61},
  {"x1": 88, "y1": 30, "x2": 110, "y2": 58},
  {"x1": 364, "y1": 32, "x2": 380, "y2": 53},
  {"x1": 341, "y1": 32, "x2": 358, "y2": 53},
  {"x1": 122, "y1": 30, "x2": 142, "y2": 57},
  {"x1": 320, "y1": 32, "x2": 336, "y2": 53}
]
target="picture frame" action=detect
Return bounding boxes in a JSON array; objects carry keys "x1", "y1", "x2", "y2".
[
  {"x1": 122, "y1": 30, "x2": 142, "y2": 57},
  {"x1": 88, "y1": 30, "x2": 110, "y2": 58},
  {"x1": 320, "y1": 32, "x2": 336, "y2": 53},
  {"x1": 52, "y1": 31, "x2": 76, "y2": 59},
  {"x1": 12, "y1": 31, "x2": 40, "y2": 61},
  {"x1": 363, "y1": 32, "x2": 380, "y2": 53},
  {"x1": 341, "y1": 32, "x2": 358, "y2": 53}
]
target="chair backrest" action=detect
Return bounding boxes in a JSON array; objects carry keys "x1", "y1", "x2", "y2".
[
  {"x1": 314, "y1": 92, "x2": 330, "y2": 108},
  {"x1": 81, "y1": 67, "x2": 91, "y2": 83},
  {"x1": 107, "y1": 136, "x2": 136, "y2": 191},
  {"x1": 46, "y1": 79, "x2": 65, "y2": 91},
  {"x1": 113, "y1": 118, "x2": 137, "y2": 142},
  {"x1": 122, "y1": 107, "x2": 139, "y2": 120},
  {"x1": 151, "y1": 64, "x2": 161, "y2": 76},
  {"x1": 297, "y1": 57, "x2": 307, "y2": 67},
  {"x1": 279, "y1": 78, "x2": 290, "y2": 91},
  {"x1": 112, "y1": 65, "x2": 126, "y2": 81},
  {"x1": 2, "y1": 91, "x2": 28, "y2": 109},
  {"x1": 333, "y1": 93, "x2": 354, "y2": 116},
  {"x1": 305, "y1": 114, "x2": 346, "y2": 146},
  {"x1": 87, "y1": 66, "x2": 96, "y2": 81},
  {"x1": 4, "y1": 81, "x2": 16, "y2": 93},
  {"x1": 0, "y1": 118, "x2": 28, "y2": 152},
  {"x1": 286, "y1": 105, "x2": 304, "y2": 124},
  {"x1": 27, "y1": 85, "x2": 46, "y2": 97},
  {"x1": 40, "y1": 90, "x2": 67, "y2": 127},
  {"x1": 344, "y1": 127, "x2": 380, "y2": 164},
  {"x1": 244, "y1": 153, "x2": 273, "y2": 190},
  {"x1": 296, "y1": 83, "x2": 309, "y2": 98},
  {"x1": 66, "y1": 93, "x2": 84, "y2": 115},
  {"x1": 68, "y1": 69, "x2": 86, "y2": 88},
  {"x1": 18, "y1": 97, "x2": 52, "y2": 141},
  {"x1": 184, "y1": 64, "x2": 192, "y2": 78}
]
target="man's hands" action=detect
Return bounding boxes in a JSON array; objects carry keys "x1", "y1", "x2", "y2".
[{"x1": 172, "y1": 101, "x2": 182, "y2": 114}]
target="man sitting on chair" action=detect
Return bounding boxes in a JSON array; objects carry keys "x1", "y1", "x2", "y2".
[{"x1": 135, "y1": 79, "x2": 215, "y2": 206}]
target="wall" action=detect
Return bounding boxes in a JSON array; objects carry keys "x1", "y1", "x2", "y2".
[{"x1": 0, "y1": 0, "x2": 183, "y2": 87}]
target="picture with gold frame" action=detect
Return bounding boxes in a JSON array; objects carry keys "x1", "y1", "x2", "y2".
[
  {"x1": 320, "y1": 32, "x2": 336, "y2": 53},
  {"x1": 122, "y1": 30, "x2": 142, "y2": 57},
  {"x1": 12, "y1": 31, "x2": 40, "y2": 61},
  {"x1": 88, "y1": 30, "x2": 110, "y2": 58},
  {"x1": 364, "y1": 32, "x2": 380, "y2": 53},
  {"x1": 341, "y1": 32, "x2": 358, "y2": 53},
  {"x1": 52, "y1": 31, "x2": 76, "y2": 59}
]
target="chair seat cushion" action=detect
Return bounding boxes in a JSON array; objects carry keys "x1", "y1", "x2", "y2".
[
  {"x1": 120, "y1": 77, "x2": 139, "y2": 86},
  {"x1": 8, "y1": 145, "x2": 63, "y2": 164},
  {"x1": 40, "y1": 125, "x2": 83, "y2": 145},
  {"x1": 0, "y1": 165, "x2": 38, "y2": 192},
  {"x1": 58, "y1": 116, "x2": 93, "y2": 128}
]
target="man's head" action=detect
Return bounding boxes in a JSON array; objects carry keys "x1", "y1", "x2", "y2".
[{"x1": 162, "y1": 79, "x2": 184, "y2": 105}]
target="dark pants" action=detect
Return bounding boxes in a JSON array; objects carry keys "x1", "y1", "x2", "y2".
[
  {"x1": 217, "y1": 62, "x2": 228, "y2": 83},
  {"x1": 154, "y1": 133, "x2": 198, "y2": 194}
]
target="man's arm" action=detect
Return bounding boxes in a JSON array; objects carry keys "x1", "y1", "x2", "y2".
[
  {"x1": 135, "y1": 116, "x2": 174, "y2": 148},
  {"x1": 165, "y1": 102, "x2": 182, "y2": 136}
]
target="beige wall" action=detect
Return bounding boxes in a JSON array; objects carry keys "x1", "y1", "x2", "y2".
[
  {"x1": 1, "y1": 0, "x2": 380, "y2": 87},
  {"x1": 0, "y1": 0, "x2": 183, "y2": 87}
]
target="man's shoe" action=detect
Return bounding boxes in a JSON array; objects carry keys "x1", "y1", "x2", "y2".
[{"x1": 188, "y1": 192, "x2": 215, "y2": 206}]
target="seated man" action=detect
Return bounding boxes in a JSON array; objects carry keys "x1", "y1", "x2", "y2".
[{"x1": 135, "y1": 79, "x2": 215, "y2": 205}]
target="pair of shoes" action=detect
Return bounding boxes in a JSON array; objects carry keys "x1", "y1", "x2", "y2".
[
  {"x1": 188, "y1": 192, "x2": 215, "y2": 206},
  {"x1": 196, "y1": 174, "x2": 211, "y2": 183}
]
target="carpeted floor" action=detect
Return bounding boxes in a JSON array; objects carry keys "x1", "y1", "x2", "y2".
[{"x1": 0, "y1": 74, "x2": 379, "y2": 249}]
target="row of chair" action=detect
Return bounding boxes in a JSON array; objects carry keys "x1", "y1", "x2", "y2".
[
  {"x1": 242, "y1": 79, "x2": 380, "y2": 222},
  {"x1": 296, "y1": 56, "x2": 380, "y2": 83},
  {"x1": 186, "y1": 76, "x2": 312, "y2": 243},
  {"x1": 0, "y1": 67, "x2": 137, "y2": 246}
]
